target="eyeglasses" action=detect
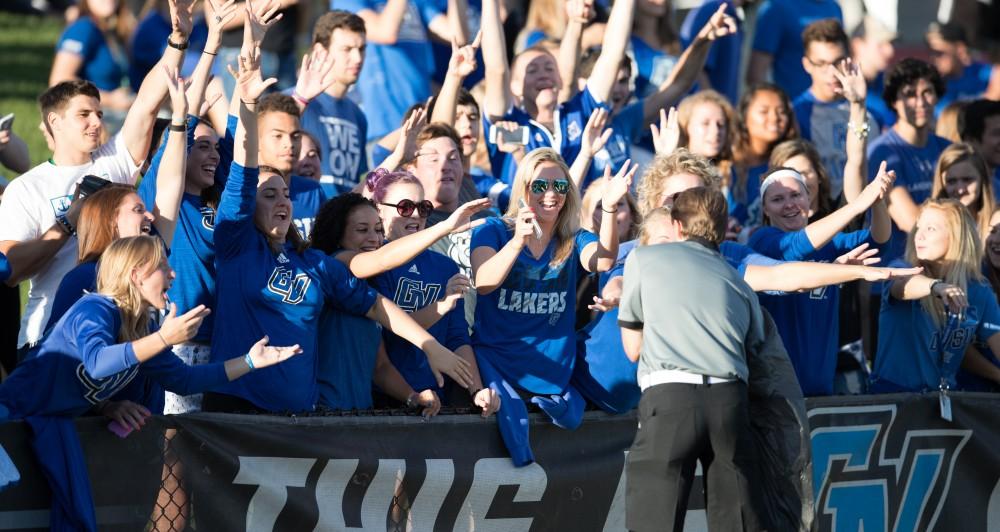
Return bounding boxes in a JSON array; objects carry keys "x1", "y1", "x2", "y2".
[
  {"x1": 380, "y1": 199, "x2": 434, "y2": 218},
  {"x1": 529, "y1": 178, "x2": 570, "y2": 195}
]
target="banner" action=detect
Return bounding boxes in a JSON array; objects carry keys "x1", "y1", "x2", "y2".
[{"x1": 1, "y1": 392, "x2": 999, "y2": 531}]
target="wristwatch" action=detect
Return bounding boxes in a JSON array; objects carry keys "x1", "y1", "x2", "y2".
[
  {"x1": 55, "y1": 213, "x2": 76, "y2": 236},
  {"x1": 405, "y1": 393, "x2": 419, "y2": 409}
]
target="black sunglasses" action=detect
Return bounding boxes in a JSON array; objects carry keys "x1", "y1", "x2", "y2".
[{"x1": 380, "y1": 199, "x2": 434, "y2": 218}]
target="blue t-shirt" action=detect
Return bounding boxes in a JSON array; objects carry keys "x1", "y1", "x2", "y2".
[
  {"x1": 749, "y1": 226, "x2": 873, "y2": 396},
  {"x1": 751, "y1": 0, "x2": 843, "y2": 98},
  {"x1": 679, "y1": 0, "x2": 742, "y2": 104},
  {"x1": 298, "y1": 91, "x2": 369, "y2": 191},
  {"x1": 867, "y1": 129, "x2": 950, "y2": 266},
  {"x1": 728, "y1": 164, "x2": 766, "y2": 227},
  {"x1": 46, "y1": 261, "x2": 98, "y2": 333},
  {"x1": 209, "y1": 162, "x2": 378, "y2": 412},
  {"x1": 137, "y1": 116, "x2": 222, "y2": 342},
  {"x1": 936, "y1": 62, "x2": 995, "y2": 115},
  {"x1": 629, "y1": 35, "x2": 678, "y2": 100},
  {"x1": 290, "y1": 175, "x2": 329, "y2": 239},
  {"x1": 483, "y1": 106, "x2": 559, "y2": 185},
  {"x1": 0, "y1": 294, "x2": 228, "y2": 419},
  {"x1": 129, "y1": 12, "x2": 207, "y2": 92},
  {"x1": 872, "y1": 268, "x2": 1000, "y2": 392},
  {"x1": 56, "y1": 17, "x2": 126, "y2": 92},
  {"x1": 471, "y1": 217, "x2": 597, "y2": 393},
  {"x1": 338, "y1": 0, "x2": 443, "y2": 141},
  {"x1": 316, "y1": 308, "x2": 382, "y2": 410},
  {"x1": 558, "y1": 86, "x2": 645, "y2": 191},
  {"x1": 794, "y1": 90, "x2": 879, "y2": 199},
  {"x1": 472, "y1": 166, "x2": 510, "y2": 214},
  {"x1": 373, "y1": 249, "x2": 471, "y2": 393}
]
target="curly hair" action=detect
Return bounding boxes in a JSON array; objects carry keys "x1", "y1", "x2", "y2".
[
  {"x1": 883, "y1": 58, "x2": 945, "y2": 110},
  {"x1": 636, "y1": 148, "x2": 720, "y2": 217},
  {"x1": 310, "y1": 192, "x2": 379, "y2": 253}
]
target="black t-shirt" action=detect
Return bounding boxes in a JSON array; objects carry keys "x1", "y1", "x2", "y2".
[{"x1": 219, "y1": 6, "x2": 297, "y2": 54}]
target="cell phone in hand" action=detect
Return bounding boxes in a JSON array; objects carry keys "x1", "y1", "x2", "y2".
[
  {"x1": 489, "y1": 124, "x2": 529, "y2": 146},
  {"x1": 76, "y1": 175, "x2": 113, "y2": 201},
  {"x1": 107, "y1": 420, "x2": 134, "y2": 439},
  {"x1": 0, "y1": 113, "x2": 13, "y2": 132},
  {"x1": 517, "y1": 198, "x2": 543, "y2": 240}
]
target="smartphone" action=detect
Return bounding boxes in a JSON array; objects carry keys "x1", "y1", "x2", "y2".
[
  {"x1": 489, "y1": 124, "x2": 530, "y2": 146},
  {"x1": 0, "y1": 113, "x2": 13, "y2": 132},
  {"x1": 76, "y1": 175, "x2": 113, "y2": 201},
  {"x1": 517, "y1": 198, "x2": 543, "y2": 240},
  {"x1": 107, "y1": 420, "x2": 134, "y2": 439}
]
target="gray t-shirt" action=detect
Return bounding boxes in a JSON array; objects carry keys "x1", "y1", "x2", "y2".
[{"x1": 618, "y1": 240, "x2": 763, "y2": 382}]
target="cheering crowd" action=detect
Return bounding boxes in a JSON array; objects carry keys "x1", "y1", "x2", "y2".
[{"x1": 1, "y1": 0, "x2": 1000, "y2": 529}]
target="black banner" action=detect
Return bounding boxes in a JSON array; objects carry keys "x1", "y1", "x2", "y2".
[{"x1": 1, "y1": 393, "x2": 999, "y2": 531}]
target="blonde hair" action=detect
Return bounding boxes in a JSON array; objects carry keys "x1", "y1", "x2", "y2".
[
  {"x1": 931, "y1": 142, "x2": 994, "y2": 245},
  {"x1": 639, "y1": 207, "x2": 672, "y2": 245},
  {"x1": 580, "y1": 178, "x2": 641, "y2": 241},
  {"x1": 677, "y1": 90, "x2": 735, "y2": 178},
  {"x1": 506, "y1": 148, "x2": 581, "y2": 266},
  {"x1": 636, "y1": 148, "x2": 720, "y2": 217},
  {"x1": 905, "y1": 199, "x2": 984, "y2": 324},
  {"x1": 935, "y1": 101, "x2": 967, "y2": 143},
  {"x1": 96, "y1": 235, "x2": 167, "y2": 341}
]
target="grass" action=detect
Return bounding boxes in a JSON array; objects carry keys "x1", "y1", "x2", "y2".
[{"x1": 0, "y1": 11, "x2": 62, "y2": 171}]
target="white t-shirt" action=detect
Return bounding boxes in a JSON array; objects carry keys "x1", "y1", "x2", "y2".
[{"x1": 0, "y1": 133, "x2": 141, "y2": 347}]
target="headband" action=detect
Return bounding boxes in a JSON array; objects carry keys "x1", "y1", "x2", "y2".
[{"x1": 759, "y1": 168, "x2": 808, "y2": 199}]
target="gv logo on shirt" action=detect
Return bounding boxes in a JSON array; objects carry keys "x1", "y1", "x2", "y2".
[
  {"x1": 809, "y1": 404, "x2": 971, "y2": 532},
  {"x1": 76, "y1": 364, "x2": 140, "y2": 405},
  {"x1": 394, "y1": 278, "x2": 442, "y2": 312},
  {"x1": 267, "y1": 266, "x2": 312, "y2": 305}
]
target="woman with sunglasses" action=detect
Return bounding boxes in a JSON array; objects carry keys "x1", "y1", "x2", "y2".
[
  {"x1": 471, "y1": 147, "x2": 634, "y2": 466},
  {"x1": 366, "y1": 170, "x2": 500, "y2": 413}
]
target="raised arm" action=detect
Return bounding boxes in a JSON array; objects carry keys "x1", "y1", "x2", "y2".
[
  {"x1": 568, "y1": 107, "x2": 612, "y2": 188},
  {"x1": 151, "y1": 67, "x2": 190, "y2": 248},
  {"x1": 339, "y1": 197, "x2": 491, "y2": 278},
  {"x1": 835, "y1": 58, "x2": 869, "y2": 203},
  {"x1": 472, "y1": 213, "x2": 532, "y2": 294},
  {"x1": 580, "y1": 162, "x2": 635, "y2": 272},
  {"x1": 482, "y1": 0, "x2": 512, "y2": 120},
  {"x1": 642, "y1": 4, "x2": 736, "y2": 126},
  {"x1": 354, "y1": 0, "x2": 409, "y2": 45},
  {"x1": 186, "y1": 0, "x2": 238, "y2": 116},
  {"x1": 119, "y1": 0, "x2": 194, "y2": 166},
  {"x1": 431, "y1": 32, "x2": 482, "y2": 127},
  {"x1": 556, "y1": 0, "x2": 594, "y2": 103},
  {"x1": 803, "y1": 166, "x2": 894, "y2": 249},
  {"x1": 230, "y1": 0, "x2": 281, "y2": 170},
  {"x1": 584, "y1": 0, "x2": 634, "y2": 104}
]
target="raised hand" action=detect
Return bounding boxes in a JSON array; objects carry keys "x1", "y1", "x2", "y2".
[
  {"x1": 601, "y1": 159, "x2": 638, "y2": 210},
  {"x1": 163, "y1": 65, "x2": 188, "y2": 119},
  {"x1": 425, "y1": 342, "x2": 474, "y2": 389},
  {"x1": 227, "y1": 45, "x2": 278, "y2": 102},
  {"x1": 449, "y1": 30, "x2": 483, "y2": 79},
  {"x1": 650, "y1": 106, "x2": 680, "y2": 155},
  {"x1": 205, "y1": 0, "x2": 239, "y2": 43},
  {"x1": 581, "y1": 107, "x2": 613, "y2": 158},
  {"x1": 159, "y1": 304, "x2": 212, "y2": 345},
  {"x1": 294, "y1": 48, "x2": 337, "y2": 102},
  {"x1": 244, "y1": 0, "x2": 283, "y2": 47},
  {"x1": 565, "y1": 0, "x2": 595, "y2": 23},
  {"x1": 444, "y1": 197, "x2": 493, "y2": 233},
  {"x1": 696, "y1": 3, "x2": 737, "y2": 41},
  {"x1": 246, "y1": 335, "x2": 303, "y2": 369},
  {"x1": 393, "y1": 103, "x2": 428, "y2": 161},
  {"x1": 169, "y1": 0, "x2": 196, "y2": 39},
  {"x1": 473, "y1": 386, "x2": 501, "y2": 417},
  {"x1": 833, "y1": 57, "x2": 867, "y2": 104},
  {"x1": 834, "y1": 242, "x2": 880, "y2": 266},
  {"x1": 857, "y1": 160, "x2": 896, "y2": 207}
]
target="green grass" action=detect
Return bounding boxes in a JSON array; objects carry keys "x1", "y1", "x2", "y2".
[{"x1": 0, "y1": 12, "x2": 63, "y2": 169}]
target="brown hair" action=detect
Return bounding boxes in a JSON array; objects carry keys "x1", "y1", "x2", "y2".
[
  {"x1": 768, "y1": 139, "x2": 833, "y2": 220},
  {"x1": 732, "y1": 83, "x2": 799, "y2": 202},
  {"x1": 258, "y1": 93, "x2": 301, "y2": 119},
  {"x1": 258, "y1": 169, "x2": 309, "y2": 253},
  {"x1": 39, "y1": 80, "x2": 101, "y2": 135},
  {"x1": 312, "y1": 10, "x2": 366, "y2": 47},
  {"x1": 77, "y1": 184, "x2": 140, "y2": 263},
  {"x1": 677, "y1": 90, "x2": 735, "y2": 178},
  {"x1": 670, "y1": 187, "x2": 728, "y2": 244},
  {"x1": 802, "y1": 18, "x2": 849, "y2": 54},
  {"x1": 931, "y1": 142, "x2": 995, "y2": 243}
]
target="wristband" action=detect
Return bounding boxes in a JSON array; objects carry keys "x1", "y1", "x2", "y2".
[
  {"x1": 930, "y1": 280, "x2": 944, "y2": 297},
  {"x1": 203, "y1": 49, "x2": 218, "y2": 56},
  {"x1": 169, "y1": 123, "x2": 186, "y2": 132},
  {"x1": 468, "y1": 386, "x2": 483, "y2": 397},
  {"x1": 241, "y1": 99, "x2": 257, "y2": 106},
  {"x1": 167, "y1": 38, "x2": 189, "y2": 51},
  {"x1": 601, "y1": 206, "x2": 618, "y2": 214},
  {"x1": 244, "y1": 352, "x2": 256, "y2": 370},
  {"x1": 405, "y1": 392, "x2": 419, "y2": 409},
  {"x1": 291, "y1": 90, "x2": 309, "y2": 107},
  {"x1": 55, "y1": 213, "x2": 76, "y2": 236},
  {"x1": 847, "y1": 120, "x2": 870, "y2": 140},
  {"x1": 156, "y1": 330, "x2": 170, "y2": 349}
]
